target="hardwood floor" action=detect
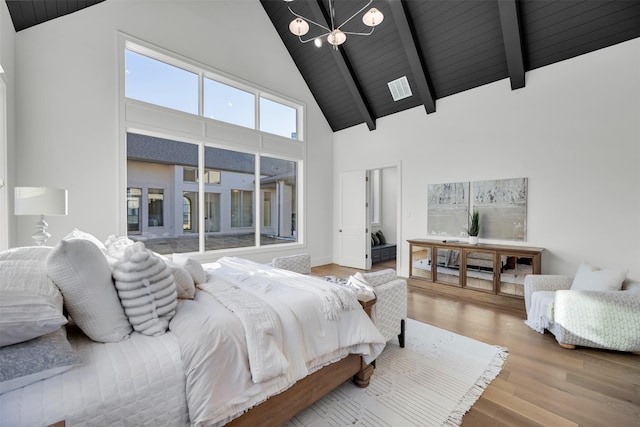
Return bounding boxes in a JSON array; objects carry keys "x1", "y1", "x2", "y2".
[{"x1": 311, "y1": 262, "x2": 640, "y2": 427}]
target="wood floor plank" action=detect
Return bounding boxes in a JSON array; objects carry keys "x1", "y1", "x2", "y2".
[
  {"x1": 310, "y1": 263, "x2": 640, "y2": 427},
  {"x1": 481, "y1": 386, "x2": 578, "y2": 427}
]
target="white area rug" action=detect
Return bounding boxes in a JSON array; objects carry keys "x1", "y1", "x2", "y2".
[{"x1": 285, "y1": 319, "x2": 508, "y2": 427}]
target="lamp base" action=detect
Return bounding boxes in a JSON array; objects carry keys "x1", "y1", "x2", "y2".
[{"x1": 32, "y1": 215, "x2": 51, "y2": 246}]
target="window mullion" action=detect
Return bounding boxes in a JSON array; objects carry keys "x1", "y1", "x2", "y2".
[
  {"x1": 198, "y1": 143, "x2": 205, "y2": 253},
  {"x1": 255, "y1": 154, "x2": 261, "y2": 247}
]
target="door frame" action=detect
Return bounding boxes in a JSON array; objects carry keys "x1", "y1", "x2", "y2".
[{"x1": 336, "y1": 161, "x2": 402, "y2": 271}]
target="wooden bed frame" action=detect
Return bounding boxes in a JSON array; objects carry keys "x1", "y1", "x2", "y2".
[{"x1": 227, "y1": 298, "x2": 377, "y2": 426}]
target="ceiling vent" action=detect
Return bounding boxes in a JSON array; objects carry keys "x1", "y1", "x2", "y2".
[{"x1": 387, "y1": 76, "x2": 412, "y2": 101}]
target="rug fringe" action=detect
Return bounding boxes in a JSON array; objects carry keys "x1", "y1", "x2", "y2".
[{"x1": 445, "y1": 345, "x2": 509, "y2": 426}]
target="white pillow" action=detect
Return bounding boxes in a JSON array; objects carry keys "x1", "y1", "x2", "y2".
[
  {"x1": 571, "y1": 261, "x2": 627, "y2": 292},
  {"x1": 172, "y1": 253, "x2": 206, "y2": 284},
  {"x1": 0, "y1": 327, "x2": 80, "y2": 394},
  {"x1": 347, "y1": 273, "x2": 376, "y2": 301},
  {"x1": 104, "y1": 234, "x2": 135, "y2": 267},
  {"x1": 63, "y1": 228, "x2": 107, "y2": 253},
  {"x1": 45, "y1": 239, "x2": 132, "y2": 342},
  {"x1": 0, "y1": 247, "x2": 67, "y2": 347},
  {"x1": 165, "y1": 260, "x2": 196, "y2": 300},
  {"x1": 112, "y1": 242, "x2": 178, "y2": 336}
]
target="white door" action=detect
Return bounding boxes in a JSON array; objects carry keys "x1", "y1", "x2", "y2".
[{"x1": 338, "y1": 170, "x2": 371, "y2": 269}]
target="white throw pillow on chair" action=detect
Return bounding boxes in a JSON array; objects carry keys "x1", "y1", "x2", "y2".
[{"x1": 570, "y1": 261, "x2": 626, "y2": 292}]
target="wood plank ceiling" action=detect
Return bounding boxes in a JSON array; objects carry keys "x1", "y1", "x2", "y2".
[
  {"x1": 261, "y1": 0, "x2": 640, "y2": 131},
  {"x1": 6, "y1": 1, "x2": 640, "y2": 132}
]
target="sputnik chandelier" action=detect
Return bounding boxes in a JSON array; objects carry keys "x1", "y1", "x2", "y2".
[{"x1": 285, "y1": 0, "x2": 384, "y2": 50}]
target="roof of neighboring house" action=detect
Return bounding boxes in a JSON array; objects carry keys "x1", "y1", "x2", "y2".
[{"x1": 127, "y1": 133, "x2": 295, "y2": 178}]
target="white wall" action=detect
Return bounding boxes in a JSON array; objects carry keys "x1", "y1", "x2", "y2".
[
  {"x1": 334, "y1": 39, "x2": 640, "y2": 280},
  {"x1": 13, "y1": 0, "x2": 334, "y2": 265},
  {"x1": 0, "y1": 0, "x2": 16, "y2": 249}
]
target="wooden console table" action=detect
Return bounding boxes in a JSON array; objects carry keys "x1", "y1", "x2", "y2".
[{"x1": 408, "y1": 239, "x2": 543, "y2": 299}]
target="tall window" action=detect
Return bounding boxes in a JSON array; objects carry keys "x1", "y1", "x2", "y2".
[
  {"x1": 204, "y1": 192, "x2": 221, "y2": 233},
  {"x1": 123, "y1": 40, "x2": 303, "y2": 255},
  {"x1": 260, "y1": 156, "x2": 298, "y2": 244},
  {"x1": 263, "y1": 191, "x2": 272, "y2": 227},
  {"x1": 231, "y1": 190, "x2": 253, "y2": 228},
  {"x1": 124, "y1": 44, "x2": 302, "y2": 141},
  {"x1": 148, "y1": 189, "x2": 164, "y2": 227},
  {"x1": 182, "y1": 196, "x2": 192, "y2": 230}
]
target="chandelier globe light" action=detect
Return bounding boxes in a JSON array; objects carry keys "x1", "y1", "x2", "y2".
[
  {"x1": 289, "y1": 17, "x2": 310, "y2": 36},
  {"x1": 285, "y1": 0, "x2": 384, "y2": 50}
]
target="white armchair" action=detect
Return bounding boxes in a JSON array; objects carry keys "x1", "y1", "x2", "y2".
[{"x1": 524, "y1": 275, "x2": 640, "y2": 352}]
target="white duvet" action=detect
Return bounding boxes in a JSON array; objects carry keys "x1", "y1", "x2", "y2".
[
  {"x1": 172, "y1": 257, "x2": 386, "y2": 427},
  {"x1": 0, "y1": 328, "x2": 189, "y2": 427},
  {"x1": 0, "y1": 257, "x2": 385, "y2": 427}
]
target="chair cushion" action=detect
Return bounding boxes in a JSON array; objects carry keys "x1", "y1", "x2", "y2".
[{"x1": 570, "y1": 261, "x2": 626, "y2": 292}]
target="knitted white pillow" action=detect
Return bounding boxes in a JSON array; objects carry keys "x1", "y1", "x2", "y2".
[
  {"x1": 45, "y1": 239, "x2": 132, "y2": 342},
  {"x1": 112, "y1": 243, "x2": 178, "y2": 336}
]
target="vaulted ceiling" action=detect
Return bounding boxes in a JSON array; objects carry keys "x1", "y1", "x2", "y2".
[
  {"x1": 6, "y1": 1, "x2": 640, "y2": 132},
  {"x1": 261, "y1": 0, "x2": 640, "y2": 131}
]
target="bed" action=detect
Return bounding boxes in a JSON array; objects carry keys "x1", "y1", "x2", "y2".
[{"x1": 0, "y1": 235, "x2": 385, "y2": 426}]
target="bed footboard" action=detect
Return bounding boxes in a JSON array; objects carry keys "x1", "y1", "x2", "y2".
[
  {"x1": 227, "y1": 354, "x2": 371, "y2": 426},
  {"x1": 227, "y1": 298, "x2": 377, "y2": 426}
]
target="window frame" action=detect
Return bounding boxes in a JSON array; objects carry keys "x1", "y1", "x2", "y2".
[
  {"x1": 119, "y1": 34, "x2": 306, "y2": 257},
  {"x1": 124, "y1": 40, "x2": 304, "y2": 141}
]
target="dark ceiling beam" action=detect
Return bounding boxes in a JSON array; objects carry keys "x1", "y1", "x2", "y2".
[
  {"x1": 388, "y1": 0, "x2": 436, "y2": 114},
  {"x1": 308, "y1": 0, "x2": 376, "y2": 131},
  {"x1": 497, "y1": 0, "x2": 525, "y2": 90}
]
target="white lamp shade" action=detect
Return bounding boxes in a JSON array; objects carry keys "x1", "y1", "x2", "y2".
[
  {"x1": 362, "y1": 8, "x2": 384, "y2": 27},
  {"x1": 327, "y1": 29, "x2": 346, "y2": 46},
  {"x1": 15, "y1": 187, "x2": 68, "y2": 216},
  {"x1": 289, "y1": 18, "x2": 310, "y2": 36}
]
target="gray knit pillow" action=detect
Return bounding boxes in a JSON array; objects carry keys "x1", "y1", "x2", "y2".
[{"x1": 112, "y1": 242, "x2": 178, "y2": 336}]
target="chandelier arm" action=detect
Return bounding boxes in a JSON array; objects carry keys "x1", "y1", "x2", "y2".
[
  {"x1": 298, "y1": 33, "x2": 330, "y2": 44},
  {"x1": 342, "y1": 28, "x2": 375, "y2": 37},
  {"x1": 287, "y1": 6, "x2": 330, "y2": 32},
  {"x1": 336, "y1": 0, "x2": 374, "y2": 30}
]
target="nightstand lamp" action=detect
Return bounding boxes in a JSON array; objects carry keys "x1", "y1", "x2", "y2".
[{"x1": 14, "y1": 187, "x2": 68, "y2": 246}]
